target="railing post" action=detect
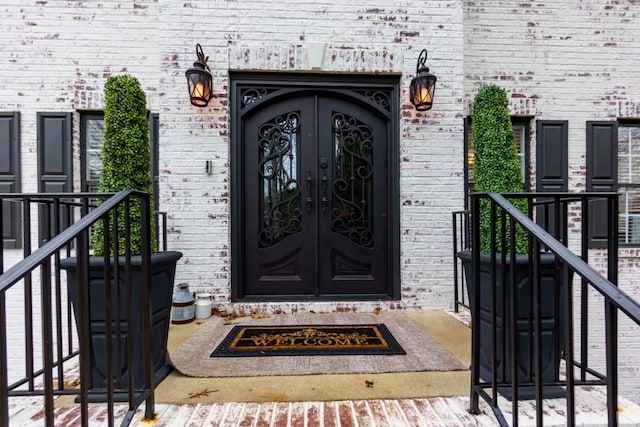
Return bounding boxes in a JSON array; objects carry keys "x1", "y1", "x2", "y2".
[
  {"x1": 508, "y1": 215, "x2": 520, "y2": 418},
  {"x1": 453, "y1": 212, "x2": 460, "y2": 313},
  {"x1": 140, "y1": 193, "x2": 155, "y2": 421},
  {"x1": 606, "y1": 301, "x2": 619, "y2": 427},
  {"x1": 22, "y1": 200, "x2": 35, "y2": 391},
  {"x1": 125, "y1": 197, "x2": 134, "y2": 406},
  {"x1": 40, "y1": 260, "x2": 55, "y2": 427},
  {"x1": 104, "y1": 210, "x2": 115, "y2": 425},
  {"x1": 77, "y1": 227, "x2": 91, "y2": 424},
  {"x1": 532, "y1": 241, "x2": 543, "y2": 424},
  {"x1": 0, "y1": 292, "x2": 8, "y2": 427},
  {"x1": 606, "y1": 193, "x2": 619, "y2": 427},
  {"x1": 580, "y1": 197, "x2": 589, "y2": 382},
  {"x1": 0, "y1": 199, "x2": 3, "y2": 273},
  {"x1": 469, "y1": 195, "x2": 481, "y2": 414},
  {"x1": 0, "y1": 197, "x2": 8, "y2": 425},
  {"x1": 564, "y1": 262, "x2": 576, "y2": 426},
  {"x1": 491, "y1": 201, "x2": 500, "y2": 405},
  {"x1": 52, "y1": 198, "x2": 65, "y2": 389}
]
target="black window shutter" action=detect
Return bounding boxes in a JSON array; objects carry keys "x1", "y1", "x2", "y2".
[
  {"x1": 586, "y1": 121, "x2": 618, "y2": 248},
  {"x1": 37, "y1": 112, "x2": 73, "y2": 243},
  {"x1": 536, "y1": 120, "x2": 568, "y2": 241},
  {"x1": 150, "y1": 113, "x2": 160, "y2": 211},
  {"x1": 1, "y1": 112, "x2": 21, "y2": 249}
]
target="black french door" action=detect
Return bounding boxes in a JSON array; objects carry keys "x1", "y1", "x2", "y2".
[{"x1": 232, "y1": 78, "x2": 398, "y2": 300}]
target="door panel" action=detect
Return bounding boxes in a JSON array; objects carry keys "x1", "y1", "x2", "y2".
[
  {"x1": 243, "y1": 97, "x2": 316, "y2": 296},
  {"x1": 317, "y1": 98, "x2": 388, "y2": 295},
  {"x1": 240, "y1": 92, "x2": 391, "y2": 298}
]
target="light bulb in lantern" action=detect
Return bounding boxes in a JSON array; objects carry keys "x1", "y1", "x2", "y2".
[
  {"x1": 418, "y1": 87, "x2": 431, "y2": 104},
  {"x1": 193, "y1": 81, "x2": 209, "y2": 99}
]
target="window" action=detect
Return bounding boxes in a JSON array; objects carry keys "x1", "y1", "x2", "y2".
[
  {"x1": 464, "y1": 117, "x2": 530, "y2": 207},
  {"x1": 80, "y1": 113, "x2": 105, "y2": 193},
  {"x1": 514, "y1": 123, "x2": 528, "y2": 182},
  {"x1": 618, "y1": 123, "x2": 640, "y2": 245},
  {"x1": 80, "y1": 112, "x2": 159, "y2": 207}
]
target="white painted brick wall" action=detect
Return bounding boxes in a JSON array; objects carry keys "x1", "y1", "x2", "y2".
[{"x1": 156, "y1": 0, "x2": 466, "y2": 312}]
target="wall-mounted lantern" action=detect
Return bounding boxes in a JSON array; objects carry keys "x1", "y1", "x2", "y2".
[
  {"x1": 185, "y1": 44, "x2": 213, "y2": 107},
  {"x1": 409, "y1": 49, "x2": 437, "y2": 111}
]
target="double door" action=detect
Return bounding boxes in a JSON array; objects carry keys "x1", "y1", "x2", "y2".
[{"x1": 238, "y1": 92, "x2": 393, "y2": 299}]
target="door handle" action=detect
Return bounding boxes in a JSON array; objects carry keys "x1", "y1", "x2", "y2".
[
  {"x1": 320, "y1": 158, "x2": 328, "y2": 213},
  {"x1": 306, "y1": 170, "x2": 312, "y2": 212}
]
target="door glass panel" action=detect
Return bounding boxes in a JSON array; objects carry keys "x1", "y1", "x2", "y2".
[
  {"x1": 258, "y1": 112, "x2": 301, "y2": 247},
  {"x1": 331, "y1": 112, "x2": 374, "y2": 247}
]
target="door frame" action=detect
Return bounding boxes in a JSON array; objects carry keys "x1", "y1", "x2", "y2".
[{"x1": 229, "y1": 72, "x2": 401, "y2": 302}]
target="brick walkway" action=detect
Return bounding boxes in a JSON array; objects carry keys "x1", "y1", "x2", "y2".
[
  {"x1": 134, "y1": 397, "x2": 498, "y2": 426},
  {"x1": 7, "y1": 396, "x2": 497, "y2": 426},
  {"x1": 12, "y1": 390, "x2": 640, "y2": 426}
]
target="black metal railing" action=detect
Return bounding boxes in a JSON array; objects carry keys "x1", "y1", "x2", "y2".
[
  {"x1": 452, "y1": 209, "x2": 471, "y2": 312},
  {"x1": 459, "y1": 192, "x2": 640, "y2": 426},
  {"x1": 0, "y1": 191, "x2": 164, "y2": 426}
]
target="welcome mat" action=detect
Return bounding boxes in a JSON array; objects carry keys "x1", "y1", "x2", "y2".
[
  {"x1": 169, "y1": 312, "x2": 467, "y2": 378},
  {"x1": 211, "y1": 324, "x2": 406, "y2": 357}
]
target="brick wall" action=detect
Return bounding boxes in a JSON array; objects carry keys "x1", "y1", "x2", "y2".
[{"x1": 156, "y1": 0, "x2": 466, "y2": 310}]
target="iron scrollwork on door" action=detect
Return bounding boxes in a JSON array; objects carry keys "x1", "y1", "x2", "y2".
[
  {"x1": 331, "y1": 112, "x2": 374, "y2": 247},
  {"x1": 258, "y1": 112, "x2": 302, "y2": 247},
  {"x1": 353, "y1": 89, "x2": 391, "y2": 112},
  {"x1": 240, "y1": 87, "x2": 280, "y2": 109}
]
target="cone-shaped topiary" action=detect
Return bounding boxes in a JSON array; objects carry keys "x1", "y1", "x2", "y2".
[
  {"x1": 92, "y1": 74, "x2": 156, "y2": 255},
  {"x1": 471, "y1": 83, "x2": 528, "y2": 254}
]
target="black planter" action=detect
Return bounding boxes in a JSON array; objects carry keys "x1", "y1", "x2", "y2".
[
  {"x1": 60, "y1": 250, "x2": 182, "y2": 401},
  {"x1": 457, "y1": 250, "x2": 569, "y2": 398}
]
